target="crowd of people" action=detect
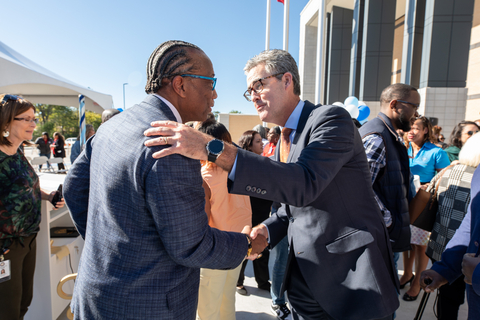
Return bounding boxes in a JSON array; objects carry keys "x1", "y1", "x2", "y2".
[{"x1": 1, "y1": 40, "x2": 480, "y2": 320}]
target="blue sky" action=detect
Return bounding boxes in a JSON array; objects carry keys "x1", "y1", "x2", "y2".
[{"x1": 1, "y1": 0, "x2": 309, "y2": 115}]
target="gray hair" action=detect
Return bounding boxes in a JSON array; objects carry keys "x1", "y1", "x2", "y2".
[
  {"x1": 244, "y1": 49, "x2": 301, "y2": 96},
  {"x1": 145, "y1": 40, "x2": 202, "y2": 94},
  {"x1": 102, "y1": 109, "x2": 121, "y2": 124},
  {"x1": 380, "y1": 83, "x2": 418, "y2": 105},
  {"x1": 253, "y1": 124, "x2": 267, "y2": 139}
]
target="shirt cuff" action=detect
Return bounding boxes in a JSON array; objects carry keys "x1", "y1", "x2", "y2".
[{"x1": 228, "y1": 155, "x2": 238, "y2": 181}]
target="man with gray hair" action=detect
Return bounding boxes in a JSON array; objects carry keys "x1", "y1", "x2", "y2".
[
  {"x1": 64, "y1": 40, "x2": 266, "y2": 320},
  {"x1": 101, "y1": 108, "x2": 121, "y2": 124},
  {"x1": 145, "y1": 49, "x2": 399, "y2": 320},
  {"x1": 359, "y1": 84, "x2": 420, "y2": 281}
]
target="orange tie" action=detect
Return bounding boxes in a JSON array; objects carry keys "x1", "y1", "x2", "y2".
[{"x1": 280, "y1": 127, "x2": 292, "y2": 163}]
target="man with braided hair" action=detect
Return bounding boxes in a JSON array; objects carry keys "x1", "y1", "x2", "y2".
[{"x1": 63, "y1": 40, "x2": 267, "y2": 320}]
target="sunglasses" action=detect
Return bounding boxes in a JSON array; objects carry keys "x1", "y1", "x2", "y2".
[
  {"x1": 466, "y1": 130, "x2": 479, "y2": 136},
  {"x1": 1, "y1": 94, "x2": 20, "y2": 105}
]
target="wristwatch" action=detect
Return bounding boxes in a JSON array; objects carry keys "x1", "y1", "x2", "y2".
[
  {"x1": 206, "y1": 139, "x2": 224, "y2": 163},
  {"x1": 245, "y1": 234, "x2": 252, "y2": 258}
]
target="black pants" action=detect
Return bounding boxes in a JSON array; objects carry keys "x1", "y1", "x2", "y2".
[
  {"x1": 437, "y1": 276, "x2": 466, "y2": 320},
  {"x1": 287, "y1": 255, "x2": 393, "y2": 320},
  {"x1": 0, "y1": 234, "x2": 37, "y2": 320},
  {"x1": 237, "y1": 248, "x2": 270, "y2": 289}
]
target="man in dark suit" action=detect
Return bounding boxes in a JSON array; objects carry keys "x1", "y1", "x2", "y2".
[
  {"x1": 63, "y1": 41, "x2": 266, "y2": 320},
  {"x1": 145, "y1": 49, "x2": 399, "y2": 319}
]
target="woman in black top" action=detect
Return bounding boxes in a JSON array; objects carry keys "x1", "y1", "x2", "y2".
[{"x1": 52, "y1": 132, "x2": 66, "y2": 172}]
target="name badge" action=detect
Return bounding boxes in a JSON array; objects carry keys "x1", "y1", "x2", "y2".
[{"x1": 0, "y1": 260, "x2": 11, "y2": 283}]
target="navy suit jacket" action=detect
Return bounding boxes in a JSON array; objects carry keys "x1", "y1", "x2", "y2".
[
  {"x1": 64, "y1": 95, "x2": 247, "y2": 320},
  {"x1": 229, "y1": 101, "x2": 399, "y2": 320}
]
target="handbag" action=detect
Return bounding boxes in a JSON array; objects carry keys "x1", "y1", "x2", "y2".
[
  {"x1": 409, "y1": 188, "x2": 438, "y2": 231},
  {"x1": 409, "y1": 165, "x2": 454, "y2": 232}
]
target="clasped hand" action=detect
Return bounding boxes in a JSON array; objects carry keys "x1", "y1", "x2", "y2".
[
  {"x1": 241, "y1": 225, "x2": 269, "y2": 260},
  {"x1": 420, "y1": 269, "x2": 448, "y2": 293}
]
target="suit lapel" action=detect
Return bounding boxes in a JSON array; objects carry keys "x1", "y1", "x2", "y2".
[{"x1": 287, "y1": 100, "x2": 317, "y2": 163}]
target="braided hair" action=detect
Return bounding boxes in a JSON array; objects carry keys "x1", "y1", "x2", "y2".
[{"x1": 145, "y1": 40, "x2": 202, "y2": 94}]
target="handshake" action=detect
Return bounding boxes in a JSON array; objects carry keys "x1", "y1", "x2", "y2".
[{"x1": 241, "y1": 224, "x2": 269, "y2": 261}]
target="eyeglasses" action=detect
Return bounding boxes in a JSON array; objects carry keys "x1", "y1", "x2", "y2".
[
  {"x1": 466, "y1": 130, "x2": 479, "y2": 136},
  {"x1": 14, "y1": 117, "x2": 39, "y2": 124},
  {"x1": 1, "y1": 94, "x2": 20, "y2": 105},
  {"x1": 244, "y1": 73, "x2": 285, "y2": 102},
  {"x1": 397, "y1": 100, "x2": 420, "y2": 111},
  {"x1": 180, "y1": 74, "x2": 217, "y2": 91}
]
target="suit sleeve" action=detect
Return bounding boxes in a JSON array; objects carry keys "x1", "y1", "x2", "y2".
[
  {"x1": 145, "y1": 154, "x2": 247, "y2": 269},
  {"x1": 63, "y1": 138, "x2": 93, "y2": 238},
  {"x1": 229, "y1": 106, "x2": 354, "y2": 207},
  {"x1": 229, "y1": 106, "x2": 355, "y2": 246}
]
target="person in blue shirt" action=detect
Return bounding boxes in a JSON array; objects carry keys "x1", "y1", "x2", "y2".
[
  {"x1": 70, "y1": 124, "x2": 95, "y2": 164},
  {"x1": 401, "y1": 116, "x2": 450, "y2": 302},
  {"x1": 407, "y1": 117, "x2": 451, "y2": 184}
]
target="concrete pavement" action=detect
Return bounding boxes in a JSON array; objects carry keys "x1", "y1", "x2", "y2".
[{"x1": 236, "y1": 248, "x2": 468, "y2": 320}]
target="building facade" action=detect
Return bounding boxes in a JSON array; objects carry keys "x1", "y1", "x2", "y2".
[{"x1": 299, "y1": 0, "x2": 480, "y2": 135}]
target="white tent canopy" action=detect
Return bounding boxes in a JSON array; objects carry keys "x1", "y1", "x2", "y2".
[{"x1": 0, "y1": 40, "x2": 113, "y2": 113}]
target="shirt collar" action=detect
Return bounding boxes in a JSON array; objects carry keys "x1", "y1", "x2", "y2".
[
  {"x1": 283, "y1": 100, "x2": 305, "y2": 131},
  {"x1": 152, "y1": 94, "x2": 183, "y2": 123}
]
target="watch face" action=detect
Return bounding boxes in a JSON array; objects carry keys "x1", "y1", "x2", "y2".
[{"x1": 208, "y1": 139, "x2": 224, "y2": 155}]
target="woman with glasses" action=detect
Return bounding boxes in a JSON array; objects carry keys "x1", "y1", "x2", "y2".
[
  {"x1": 0, "y1": 94, "x2": 64, "y2": 319},
  {"x1": 432, "y1": 125, "x2": 447, "y2": 149},
  {"x1": 195, "y1": 118, "x2": 252, "y2": 320},
  {"x1": 444, "y1": 121, "x2": 480, "y2": 163},
  {"x1": 51, "y1": 132, "x2": 66, "y2": 172},
  {"x1": 400, "y1": 116, "x2": 450, "y2": 302}
]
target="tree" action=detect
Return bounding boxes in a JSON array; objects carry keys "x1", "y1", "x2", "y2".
[
  {"x1": 36, "y1": 104, "x2": 55, "y2": 123},
  {"x1": 85, "y1": 111, "x2": 102, "y2": 131},
  {"x1": 33, "y1": 104, "x2": 101, "y2": 140},
  {"x1": 229, "y1": 110, "x2": 242, "y2": 114}
]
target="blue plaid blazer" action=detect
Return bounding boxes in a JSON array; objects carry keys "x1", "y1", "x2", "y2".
[{"x1": 64, "y1": 95, "x2": 247, "y2": 320}]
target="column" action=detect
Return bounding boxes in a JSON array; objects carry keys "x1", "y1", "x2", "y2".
[
  {"x1": 419, "y1": 0, "x2": 474, "y2": 88},
  {"x1": 358, "y1": 0, "x2": 396, "y2": 101},
  {"x1": 326, "y1": 6, "x2": 353, "y2": 104},
  {"x1": 401, "y1": 0, "x2": 426, "y2": 88}
]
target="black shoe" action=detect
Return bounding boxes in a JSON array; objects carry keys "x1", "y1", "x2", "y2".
[
  {"x1": 258, "y1": 283, "x2": 271, "y2": 291},
  {"x1": 271, "y1": 303, "x2": 292, "y2": 320},
  {"x1": 402, "y1": 292, "x2": 419, "y2": 301},
  {"x1": 399, "y1": 275, "x2": 414, "y2": 289},
  {"x1": 236, "y1": 286, "x2": 248, "y2": 296}
]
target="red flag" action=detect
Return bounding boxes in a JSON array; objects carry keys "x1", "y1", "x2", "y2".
[{"x1": 277, "y1": 0, "x2": 284, "y2": 3}]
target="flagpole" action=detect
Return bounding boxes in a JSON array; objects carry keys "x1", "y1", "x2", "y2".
[
  {"x1": 283, "y1": 0, "x2": 290, "y2": 51},
  {"x1": 266, "y1": 0, "x2": 271, "y2": 50},
  {"x1": 78, "y1": 94, "x2": 86, "y2": 149}
]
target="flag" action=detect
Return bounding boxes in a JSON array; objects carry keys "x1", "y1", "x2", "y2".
[{"x1": 277, "y1": 0, "x2": 284, "y2": 3}]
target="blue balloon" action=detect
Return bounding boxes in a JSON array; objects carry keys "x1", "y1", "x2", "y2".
[
  {"x1": 357, "y1": 105, "x2": 370, "y2": 122},
  {"x1": 344, "y1": 96, "x2": 359, "y2": 108}
]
